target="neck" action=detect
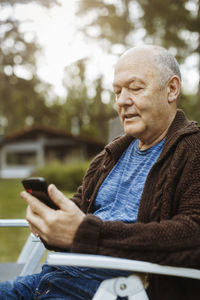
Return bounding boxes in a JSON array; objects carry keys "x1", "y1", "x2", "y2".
[
  {"x1": 138, "y1": 128, "x2": 168, "y2": 151},
  {"x1": 138, "y1": 112, "x2": 176, "y2": 151}
]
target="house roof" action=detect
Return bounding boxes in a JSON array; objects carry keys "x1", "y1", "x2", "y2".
[{"x1": 0, "y1": 125, "x2": 105, "y2": 148}]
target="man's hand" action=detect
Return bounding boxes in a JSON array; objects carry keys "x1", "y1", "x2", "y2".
[{"x1": 20, "y1": 184, "x2": 85, "y2": 248}]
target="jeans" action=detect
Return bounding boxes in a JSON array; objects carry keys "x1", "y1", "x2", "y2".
[{"x1": 0, "y1": 265, "x2": 127, "y2": 299}]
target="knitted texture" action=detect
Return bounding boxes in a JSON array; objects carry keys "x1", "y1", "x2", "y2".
[
  {"x1": 46, "y1": 110, "x2": 200, "y2": 299},
  {"x1": 71, "y1": 110, "x2": 200, "y2": 268}
]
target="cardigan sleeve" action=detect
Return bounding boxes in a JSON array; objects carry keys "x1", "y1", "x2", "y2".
[{"x1": 71, "y1": 142, "x2": 200, "y2": 269}]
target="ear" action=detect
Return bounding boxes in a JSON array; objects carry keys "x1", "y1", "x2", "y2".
[{"x1": 167, "y1": 76, "x2": 181, "y2": 103}]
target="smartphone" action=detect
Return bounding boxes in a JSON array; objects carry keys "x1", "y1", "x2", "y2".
[{"x1": 22, "y1": 177, "x2": 58, "y2": 210}]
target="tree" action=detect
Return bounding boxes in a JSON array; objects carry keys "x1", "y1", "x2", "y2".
[
  {"x1": 76, "y1": 0, "x2": 200, "y2": 122},
  {"x1": 139, "y1": 0, "x2": 200, "y2": 121},
  {"x1": 61, "y1": 60, "x2": 117, "y2": 142},
  {"x1": 0, "y1": 0, "x2": 59, "y2": 134},
  {"x1": 76, "y1": 0, "x2": 132, "y2": 53},
  {"x1": 58, "y1": 1, "x2": 132, "y2": 142},
  {"x1": 76, "y1": 0, "x2": 200, "y2": 69},
  {"x1": 140, "y1": 0, "x2": 200, "y2": 61}
]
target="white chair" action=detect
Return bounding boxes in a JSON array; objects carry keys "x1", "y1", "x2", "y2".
[
  {"x1": 47, "y1": 253, "x2": 200, "y2": 300},
  {"x1": 0, "y1": 219, "x2": 46, "y2": 281},
  {"x1": 1, "y1": 220, "x2": 200, "y2": 298}
]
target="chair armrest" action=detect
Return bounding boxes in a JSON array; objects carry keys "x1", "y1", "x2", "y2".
[
  {"x1": 47, "y1": 253, "x2": 200, "y2": 280},
  {"x1": 0, "y1": 219, "x2": 29, "y2": 227},
  {"x1": 0, "y1": 218, "x2": 45, "y2": 276}
]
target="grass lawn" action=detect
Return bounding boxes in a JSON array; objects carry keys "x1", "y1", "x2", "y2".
[
  {"x1": 0, "y1": 179, "x2": 29, "y2": 262},
  {"x1": 0, "y1": 179, "x2": 73, "y2": 262}
]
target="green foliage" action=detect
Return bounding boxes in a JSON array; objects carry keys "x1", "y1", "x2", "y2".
[
  {"x1": 77, "y1": 0, "x2": 133, "y2": 46},
  {"x1": 34, "y1": 160, "x2": 90, "y2": 192},
  {"x1": 1, "y1": 0, "x2": 200, "y2": 141},
  {"x1": 0, "y1": 179, "x2": 29, "y2": 261},
  {"x1": 61, "y1": 60, "x2": 117, "y2": 143},
  {"x1": 76, "y1": 0, "x2": 200, "y2": 123},
  {"x1": 76, "y1": 0, "x2": 134, "y2": 50},
  {"x1": 179, "y1": 93, "x2": 200, "y2": 123},
  {"x1": 0, "y1": 0, "x2": 117, "y2": 141},
  {"x1": 77, "y1": 0, "x2": 200, "y2": 60},
  {"x1": 139, "y1": 0, "x2": 200, "y2": 62},
  {"x1": 0, "y1": 0, "x2": 60, "y2": 134},
  {"x1": 139, "y1": 0, "x2": 200, "y2": 118}
]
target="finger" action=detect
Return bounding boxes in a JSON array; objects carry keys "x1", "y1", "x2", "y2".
[
  {"x1": 48, "y1": 184, "x2": 74, "y2": 210},
  {"x1": 21, "y1": 191, "x2": 52, "y2": 216},
  {"x1": 26, "y1": 205, "x2": 44, "y2": 234},
  {"x1": 28, "y1": 221, "x2": 40, "y2": 237}
]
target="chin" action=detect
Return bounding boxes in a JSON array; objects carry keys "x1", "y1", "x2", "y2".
[
  {"x1": 123, "y1": 125, "x2": 144, "y2": 138},
  {"x1": 124, "y1": 129, "x2": 138, "y2": 137}
]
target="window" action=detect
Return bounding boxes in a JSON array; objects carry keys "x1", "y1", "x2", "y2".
[{"x1": 6, "y1": 151, "x2": 37, "y2": 166}]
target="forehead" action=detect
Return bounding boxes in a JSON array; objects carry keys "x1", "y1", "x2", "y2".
[{"x1": 113, "y1": 50, "x2": 158, "y2": 86}]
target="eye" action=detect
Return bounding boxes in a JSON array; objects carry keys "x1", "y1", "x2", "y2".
[
  {"x1": 114, "y1": 89, "x2": 121, "y2": 96},
  {"x1": 130, "y1": 87, "x2": 143, "y2": 92}
]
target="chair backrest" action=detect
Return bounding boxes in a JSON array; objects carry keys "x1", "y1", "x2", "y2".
[
  {"x1": 0, "y1": 219, "x2": 46, "y2": 277},
  {"x1": 18, "y1": 233, "x2": 46, "y2": 276}
]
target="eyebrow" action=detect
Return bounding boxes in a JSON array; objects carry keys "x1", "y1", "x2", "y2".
[{"x1": 113, "y1": 77, "x2": 145, "y2": 88}]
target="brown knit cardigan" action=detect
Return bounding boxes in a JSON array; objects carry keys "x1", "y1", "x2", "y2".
[{"x1": 49, "y1": 110, "x2": 200, "y2": 299}]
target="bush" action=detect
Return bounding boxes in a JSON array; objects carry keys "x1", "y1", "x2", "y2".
[{"x1": 34, "y1": 160, "x2": 90, "y2": 192}]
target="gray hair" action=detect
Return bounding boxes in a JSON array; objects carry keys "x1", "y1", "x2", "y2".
[{"x1": 150, "y1": 45, "x2": 181, "y2": 88}]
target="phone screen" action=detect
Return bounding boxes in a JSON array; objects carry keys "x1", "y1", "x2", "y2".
[{"x1": 22, "y1": 177, "x2": 58, "y2": 210}]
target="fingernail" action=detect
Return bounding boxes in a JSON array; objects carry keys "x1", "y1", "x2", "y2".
[
  {"x1": 49, "y1": 184, "x2": 57, "y2": 195},
  {"x1": 20, "y1": 191, "x2": 26, "y2": 198}
]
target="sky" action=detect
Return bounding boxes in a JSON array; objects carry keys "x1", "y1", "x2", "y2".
[
  {"x1": 13, "y1": 0, "x2": 117, "y2": 100},
  {"x1": 14, "y1": 1, "x2": 90, "y2": 98},
  {"x1": 10, "y1": 0, "x2": 200, "y2": 99}
]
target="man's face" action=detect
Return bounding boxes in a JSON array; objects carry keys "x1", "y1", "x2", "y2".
[{"x1": 113, "y1": 49, "x2": 172, "y2": 145}]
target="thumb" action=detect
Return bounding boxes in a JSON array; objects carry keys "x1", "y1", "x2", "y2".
[{"x1": 48, "y1": 184, "x2": 72, "y2": 210}]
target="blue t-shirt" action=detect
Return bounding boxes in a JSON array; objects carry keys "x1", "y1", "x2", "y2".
[
  {"x1": 60, "y1": 138, "x2": 165, "y2": 280},
  {"x1": 94, "y1": 138, "x2": 165, "y2": 222}
]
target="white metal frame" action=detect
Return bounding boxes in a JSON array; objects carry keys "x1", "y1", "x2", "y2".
[
  {"x1": 0, "y1": 219, "x2": 46, "y2": 276},
  {"x1": 1, "y1": 219, "x2": 200, "y2": 298},
  {"x1": 47, "y1": 253, "x2": 200, "y2": 300}
]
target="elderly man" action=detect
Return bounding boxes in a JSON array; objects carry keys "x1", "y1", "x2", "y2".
[{"x1": 1, "y1": 45, "x2": 200, "y2": 299}]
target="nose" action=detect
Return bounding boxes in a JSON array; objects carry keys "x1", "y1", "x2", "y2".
[{"x1": 116, "y1": 88, "x2": 133, "y2": 107}]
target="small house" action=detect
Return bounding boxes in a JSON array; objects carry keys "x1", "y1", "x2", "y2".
[{"x1": 0, "y1": 125, "x2": 104, "y2": 178}]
